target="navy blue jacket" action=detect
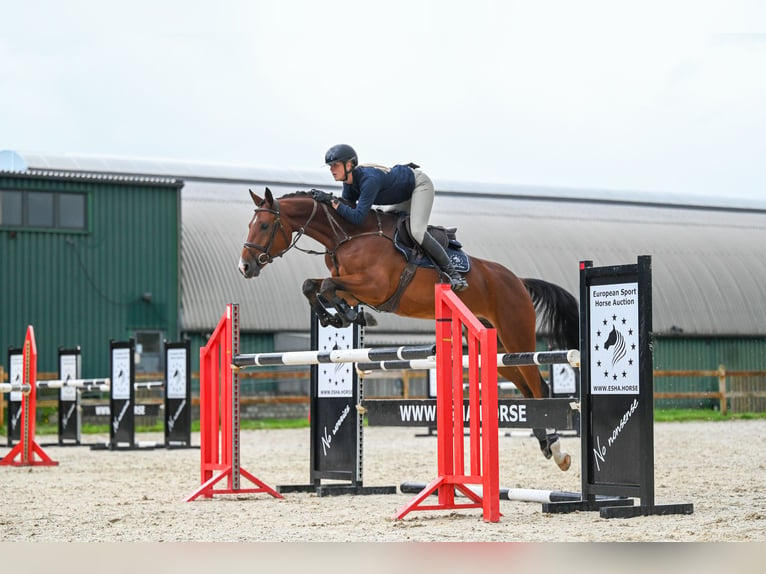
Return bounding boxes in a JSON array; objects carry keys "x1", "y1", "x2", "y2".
[{"x1": 336, "y1": 164, "x2": 415, "y2": 225}]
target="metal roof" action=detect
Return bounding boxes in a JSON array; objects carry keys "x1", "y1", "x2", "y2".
[
  {"x1": 13, "y1": 152, "x2": 766, "y2": 339},
  {"x1": 180, "y1": 182, "x2": 766, "y2": 338},
  {"x1": 0, "y1": 167, "x2": 182, "y2": 187}
]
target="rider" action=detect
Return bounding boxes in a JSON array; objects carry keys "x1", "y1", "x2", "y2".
[{"x1": 323, "y1": 144, "x2": 468, "y2": 292}]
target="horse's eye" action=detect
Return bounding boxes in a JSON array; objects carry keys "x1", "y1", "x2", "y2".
[{"x1": 260, "y1": 222, "x2": 270, "y2": 231}]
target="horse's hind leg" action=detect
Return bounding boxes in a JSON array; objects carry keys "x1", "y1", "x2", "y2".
[
  {"x1": 529, "y1": 373, "x2": 571, "y2": 471},
  {"x1": 499, "y1": 364, "x2": 572, "y2": 472},
  {"x1": 532, "y1": 428, "x2": 571, "y2": 471}
]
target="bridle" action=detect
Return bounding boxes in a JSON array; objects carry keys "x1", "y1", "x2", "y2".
[{"x1": 242, "y1": 196, "x2": 319, "y2": 265}]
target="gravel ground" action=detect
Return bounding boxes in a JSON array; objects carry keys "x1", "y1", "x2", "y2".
[{"x1": 2, "y1": 420, "x2": 765, "y2": 543}]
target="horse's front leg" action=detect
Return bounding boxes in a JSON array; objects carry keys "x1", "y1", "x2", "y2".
[
  {"x1": 302, "y1": 278, "x2": 343, "y2": 328},
  {"x1": 318, "y1": 277, "x2": 358, "y2": 324}
]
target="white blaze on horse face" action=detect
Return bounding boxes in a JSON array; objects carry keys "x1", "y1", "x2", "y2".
[
  {"x1": 238, "y1": 257, "x2": 247, "y2": 276},
  {"x1": 238, "y1": 254, "x2": 261, "y2": 278}
]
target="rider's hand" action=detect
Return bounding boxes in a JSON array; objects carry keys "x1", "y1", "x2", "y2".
[{"x1": 310, "y1": 189, "x2": 334, "y2": 205}]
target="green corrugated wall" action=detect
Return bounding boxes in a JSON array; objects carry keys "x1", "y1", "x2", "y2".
[
  {"x1": 653, "y1": 336, "x2": 766, "y2": 411},
  {"x1": 1, "y1": 173, "x2": 182, "y2": 378}
]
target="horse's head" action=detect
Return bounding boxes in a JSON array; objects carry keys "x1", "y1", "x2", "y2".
[{"x1": 238, "y1": 187, "x2": 295, "y2": 278}]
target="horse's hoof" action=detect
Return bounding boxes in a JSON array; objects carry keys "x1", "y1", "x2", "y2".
[
  {"x1": 555, "y1": 453, "x2": 571, "y2": 471},
  {"x1": 549, "y1": 440, "x2": 571, "y2": 471}
]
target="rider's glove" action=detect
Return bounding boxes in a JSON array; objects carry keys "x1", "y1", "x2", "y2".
[{"x1": 310, "y1": 189, "x2": 335, "y2": 205}]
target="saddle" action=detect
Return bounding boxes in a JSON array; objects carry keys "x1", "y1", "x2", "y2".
[
  {"x1": 370, "y1": 212, "x2": 471, "y2": 314},
  {"x1": 392, "y1": 214, "x2": 471, "y2": 273}
]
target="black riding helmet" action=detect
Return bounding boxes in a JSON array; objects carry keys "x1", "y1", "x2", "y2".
[{"x1": 325, "y1": 144, "x2": 358, "y2": 167}]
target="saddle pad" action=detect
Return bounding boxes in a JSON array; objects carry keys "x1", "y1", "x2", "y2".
[{"x1": 393, "y1": 231, "x2": 471, "y2": 273}]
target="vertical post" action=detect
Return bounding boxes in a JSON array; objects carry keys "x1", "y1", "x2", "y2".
[
  {"x1": 229, "y1": 302, "x2": 240, "y2": 491},
  {"x1": 717, "y1": 365, "x2": 728, "y2": 416},
  {"x1": 58, "y1": 347, "x2": 82, "y2": 445},
  {"x1": 164, "y1": 340, "x2": 192, "y2": 448},
  {"x1": 435, "y1": 291, "x2": 455, "y2": 508},
  {"x1": 395, "y1": 284, "x2": 500, "y2": 522},
  {"x1": 479, "y1": 328, "x2": 499, "y2": 521},
  {"x1": 0, "y1": 365, "x2": 5, "y2": 428},
  {"x1": 5, "y1": 349, "x2": 22, "y2": 446},
  {"x1": 108, "y1": 339, "x2": 136, "y2": 449}
]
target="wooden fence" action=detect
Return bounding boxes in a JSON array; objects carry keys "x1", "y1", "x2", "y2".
[
  {"x1": 3, "y1": 364, "x2": 766, "y2": 427},
  {"x1": 654, "y1": 366, "x2": 766, "y2": 415}
]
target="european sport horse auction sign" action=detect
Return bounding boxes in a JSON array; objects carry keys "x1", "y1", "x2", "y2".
[{"x1": 544, "y1": 255, "x2": 692, "y2": 518}]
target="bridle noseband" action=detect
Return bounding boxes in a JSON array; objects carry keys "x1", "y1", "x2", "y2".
[{"x1": 242, "y1": 196, "x2": 318, "y2": 266}]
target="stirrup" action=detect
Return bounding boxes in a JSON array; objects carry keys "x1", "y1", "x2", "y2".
[{"x1": 447, "y1": 271, "x2": 468, "y2": 292}]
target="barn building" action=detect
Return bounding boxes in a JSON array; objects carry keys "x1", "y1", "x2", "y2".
[{"x1": 2, "y1": 150, "x2": 765, "y2": 411}]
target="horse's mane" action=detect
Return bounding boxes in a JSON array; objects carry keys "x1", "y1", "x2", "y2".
[
  {"x1": 282, "y1": 190, "x2": 315, "y2": 200},
  {"x1": 280, "y1": 190, "x2": 400, "y2": 232}
]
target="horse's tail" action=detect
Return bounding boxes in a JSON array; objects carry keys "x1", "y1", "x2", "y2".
[{"x1": 522, "y1": 278, "x2": 580, "y2": 350}]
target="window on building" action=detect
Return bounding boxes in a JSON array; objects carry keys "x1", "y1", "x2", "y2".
[
  {"x1": 0, "y1": 190, "x2": 22, "y2": 225},
  {"x1": 58, "y1": 193, "x2": 86, "y2": 229},
  {"x1": 27, "y1": 192, "x2": 55, "y2": 227},
  {"x1": 135, "y1": 331, "x2": 164, "y2": 373},
  {"x1": 0, "y1": 190, "x2": 87, "y2": 231}
]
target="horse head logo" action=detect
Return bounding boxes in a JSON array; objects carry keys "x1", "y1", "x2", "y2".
[{"x1": 604, "y1": 325, "x2": 627, "y2": 367}]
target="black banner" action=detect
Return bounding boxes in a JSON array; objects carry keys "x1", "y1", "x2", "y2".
[{"x1": 363, "y1": 398, "x2": 578, "y2": 430}]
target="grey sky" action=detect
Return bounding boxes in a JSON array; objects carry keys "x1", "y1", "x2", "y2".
[{"x1": 1, "y1": 0, "x2": 764, "y2": 199}]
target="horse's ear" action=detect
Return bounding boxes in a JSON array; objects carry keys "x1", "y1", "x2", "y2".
[
  {"x1": 249, "y1": 188, "x2": 263, "y2": 206},
  {"x1": 265, "y1": 187, "x2": 274, "y2": 204}
]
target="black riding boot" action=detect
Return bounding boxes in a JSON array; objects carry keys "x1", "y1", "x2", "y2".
[{"x1": 420, "y1": 233, "x2": 468, "y2": 292}]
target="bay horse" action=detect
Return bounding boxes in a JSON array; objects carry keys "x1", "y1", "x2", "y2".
[{"x1": 238, "y1": 188, "x2": 579, "y2": 471}]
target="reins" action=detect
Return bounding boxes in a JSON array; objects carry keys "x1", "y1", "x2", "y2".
[
  {"x1": 243, "y1": 194, "x2": 395, "y2": 273},
  {"x1": 307, "y1": 204, "x2": 394, "y2": 273}
]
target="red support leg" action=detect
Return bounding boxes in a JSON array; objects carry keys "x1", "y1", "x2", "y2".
[
  {"x1": 1, "y1": 326, "x2": 58, "y2": 467},
  {"x1": 186, "y1": 304, "x2": 282, "y2": 502}
]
